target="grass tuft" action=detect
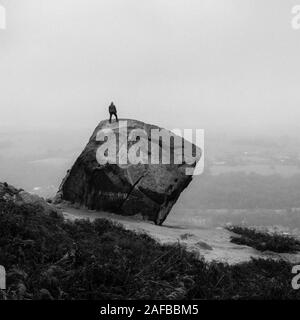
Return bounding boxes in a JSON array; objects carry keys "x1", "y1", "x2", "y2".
[{"x1": 226, "y1": 225, "x2": 300, "y2": 253}]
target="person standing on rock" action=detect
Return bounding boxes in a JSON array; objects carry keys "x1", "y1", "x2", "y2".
[{"x1": 108, "y1": 102, "x2": 118, "y2": 123}]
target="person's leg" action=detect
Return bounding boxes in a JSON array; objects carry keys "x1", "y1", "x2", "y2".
[
  {"x1": 115, "y1": 113, "x2": 119, "y2": 122},
  {"x1": 109, "y1": 113, "x2": 112, "y2": 123}
]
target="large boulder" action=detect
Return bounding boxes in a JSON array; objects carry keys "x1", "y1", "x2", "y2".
[{"x1": 58, "y1": 119, "x2": 201, "y2": 225}]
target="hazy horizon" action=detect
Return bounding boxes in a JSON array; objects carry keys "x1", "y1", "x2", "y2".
[{"x1": 1, "y1": 0, "x2": 300, "y2": 135}]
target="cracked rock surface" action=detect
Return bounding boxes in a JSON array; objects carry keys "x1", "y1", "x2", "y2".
[{"x1": 58, "y1": 119, "x2": 201, "y2": 225}]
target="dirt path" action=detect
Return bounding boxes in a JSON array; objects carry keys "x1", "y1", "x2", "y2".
[{"x1": 62, "y1": 206, "x2": 300, "y2": 265}]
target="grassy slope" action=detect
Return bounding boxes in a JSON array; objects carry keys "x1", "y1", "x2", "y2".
[
  {"x1": 227, "y1": 226, "x2": 300, "y2": 253},
  {"x1": 0, "y1": 201, "x2": 299, "y2": 300}
]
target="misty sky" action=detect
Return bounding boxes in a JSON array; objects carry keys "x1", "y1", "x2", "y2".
[{"x1": 1, "y1": 0, "x2": 300, "y2": 134}]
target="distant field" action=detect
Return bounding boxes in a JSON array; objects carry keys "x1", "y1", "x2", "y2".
[
  {"x1": 210, "y1": 164, "x2": 300, "y2": 177},
  {"x1": 171, "y1": 206, "x2": 300, "y2": 236}
]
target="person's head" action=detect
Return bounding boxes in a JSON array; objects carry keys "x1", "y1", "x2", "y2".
[{"x1": 110, "y1": 102, "x2": 114, "y2": 106}]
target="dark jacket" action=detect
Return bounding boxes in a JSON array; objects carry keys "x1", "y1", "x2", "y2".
[{"x1": 109, "y1": 104, "x2": 117, "y2": 114}]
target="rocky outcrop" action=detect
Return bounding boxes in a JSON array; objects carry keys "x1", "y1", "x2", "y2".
[
  {"x1": 57, "y1": 119, "x2": 201, "y2": 225},
  {"x1": 0, "y1": 182, "x2": 62, "y2": 218}
]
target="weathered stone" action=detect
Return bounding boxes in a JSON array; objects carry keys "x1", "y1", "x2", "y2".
[{"x1": 59, "y1": 119, "x2": 201, "y2": 225}]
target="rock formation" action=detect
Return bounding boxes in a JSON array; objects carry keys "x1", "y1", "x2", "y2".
[
  {"x1": 57, "y1": 119, "x2": 201, "y2": 225},
  {"x1": 0, "y1": 182, "x2": 62, "y2": 218}
]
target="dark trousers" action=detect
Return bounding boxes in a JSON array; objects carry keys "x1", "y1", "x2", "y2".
[{"x1": 109, "y1": 112, "x2": 118, "y2": 123}]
